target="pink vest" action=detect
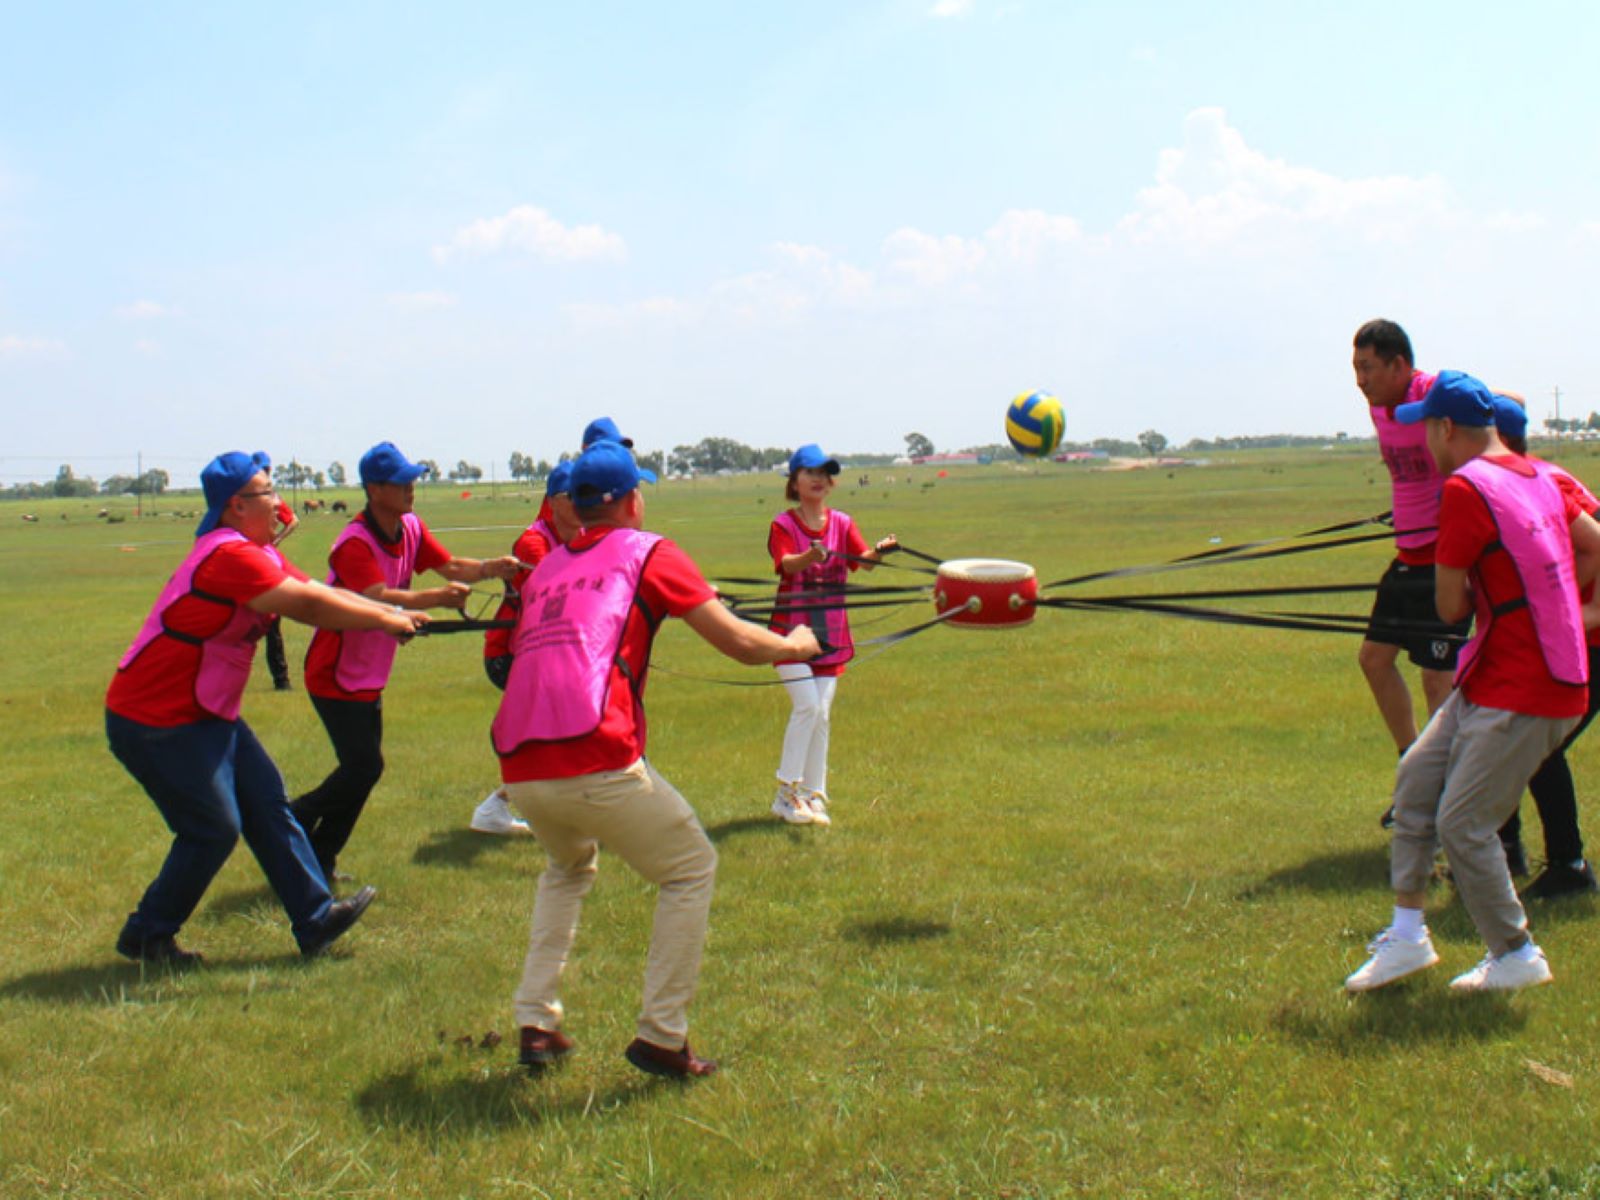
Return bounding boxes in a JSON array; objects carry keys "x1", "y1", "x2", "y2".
[
  {"x1": 326, "y1": 512, "x2": 422, "y2": 693},
  {"x1": 1369, "y1": 370, "x2": 1441, "y2": 550},
  {"x1": 771, "y1": 509, "x2": 855, "y2": 669},
  {"x1": 1453, "y1": 456, "x2": 1588, "y2": 689},
  {"x1": 116, "y1": 529, "x2": 279, "y2": 721},
  {"x1": 1537, "y1": 461, "x2": 1600, "y2": 648},
  {"x1": 491, "y1": 528, "x2": 663, "y2": 753}
]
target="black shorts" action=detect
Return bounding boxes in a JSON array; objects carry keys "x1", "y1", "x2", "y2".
[
  {"x1": 484, "y1": 654, "x2": 513, "y2": 691},
  {"x1": 1364, "y1": 559, "x2": 1469, "y2": 671}
]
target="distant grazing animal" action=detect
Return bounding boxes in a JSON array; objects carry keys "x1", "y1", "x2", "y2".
[
  {"x1": 21, "y1": 514, "x2": 39, "y2": 522},
  {"x1": 330, "y1": 500, "x2": 348, "y2": 513},
  {"x1": 98, "y1": 508, "x2": 109, "y2": 518},
  {"x1": 301, "y1": 498, "x2": 325, "y2": 513}
]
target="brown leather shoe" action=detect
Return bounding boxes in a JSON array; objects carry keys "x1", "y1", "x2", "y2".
[
  {"x1": 519, "y1": 1026, "x2": 574, "y2": 1073},
  {"x1": 624, "y1": 1037, "x2": 717, "y2": 1079}
]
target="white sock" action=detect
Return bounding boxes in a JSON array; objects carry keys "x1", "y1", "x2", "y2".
[
  {"x1": 1391, "y1": 906, "x2": 1426, "y2": 942},
  {"x1": 1507, "y1": 941, "x2": 1541, "y2": 962}
]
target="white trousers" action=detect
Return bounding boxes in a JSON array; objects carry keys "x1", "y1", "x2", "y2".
[{"x1": 775, "y1": 663, "x2": 838, "y2": 794}]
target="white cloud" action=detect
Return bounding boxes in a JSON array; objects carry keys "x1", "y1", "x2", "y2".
[
  {"x1": 432, "y1": 204, "x2": 626, "y2": 264},
  {"x1": 386, "y1": 290, "x2": 459, "y2": 311},
  {"x1": 116, "y1": 299, "x2": 174, "y2": 320},
  {"x1": 132, "y1": 338, "x2": 161, "y2": 356},
  {"x1": 930, "y1": 0, "x2": 974, "y2": 16},
  {"x1": 0, "y1": 334, "x2": 65, "y2": 358},
  {"x1": 1116, "y1": 107, "x2": 1474, "y2": 248},
  {"x1": 518, "y1": 106, "x2": 1600, "y2": 452}
]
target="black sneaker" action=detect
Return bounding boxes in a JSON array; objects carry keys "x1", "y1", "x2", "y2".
[
  {"x1": 299, "y1": 885, "x2": 376, "y2": 957},
  {"x1": 1522, "y1": 861, "x2": 1600, "y2": 901},
  {"x1": 116, "y1": 930, "x2": 203, "y2": 967},
  {"x1": 1502, "y1": 840, "x2": 1530, "y2": 878}
]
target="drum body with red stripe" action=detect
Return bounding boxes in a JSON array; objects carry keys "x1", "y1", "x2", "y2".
[{"x1": 934, "y1": 559, "x2": 1037, "y2": 628}]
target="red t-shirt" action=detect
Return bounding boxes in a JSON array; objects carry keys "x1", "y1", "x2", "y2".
[
  {"x1": 107, "y1": 540, "x2": 308, "y2": 726},
  {"x1": 768, "y1": 509, "x2": 870, "y2": 677},
  {"x1": 1436, "y1": 454, "x2": 1587, "y2": 718},
  {"x1": 484, "y1": 519, "x2": 560, "y2": 660},
  {"x1": 499, "y1": 527, "x2": 715, "y2": 782},
  {"x1": 304, "y1": 512, "x2": 452, "y2": 701}
]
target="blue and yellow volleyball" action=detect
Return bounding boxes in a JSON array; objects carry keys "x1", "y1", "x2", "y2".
[{"x1": 1005, "y1": 391, "x2": 1065, "y2": 457}]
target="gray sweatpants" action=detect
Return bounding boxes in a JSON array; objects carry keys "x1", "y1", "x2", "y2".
[{"x1": 1392, "y1": 690, "x2": 1577, "y2": 955}]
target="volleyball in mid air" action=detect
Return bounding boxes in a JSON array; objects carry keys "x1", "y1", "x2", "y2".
[{"x1": 1005, "y1": 391, "x2": 1065, "y2": 457}]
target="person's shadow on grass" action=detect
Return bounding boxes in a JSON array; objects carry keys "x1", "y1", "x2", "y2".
[
  {"x1": 0, "y1": 952, "x2": 305, "y2": 1005},
  {"x1": 1237, "y1": 845, "x2": 1391, "y2": 900},
  {"x1": 354, "y1": 1064, "x2": 656, "y2": 1132},
  {"x1": 413, "y1": 828, "x2": 532, "y2": 869},
  {"x1": 704, "y1": 815, "x2": 806, "y2": 843},
  {"x1": 1273, "y1": 985, "x2": 1530, "y2": 1052},
  {"x1": 842, "y1": 916, "x2": 952, "y2": 944}
]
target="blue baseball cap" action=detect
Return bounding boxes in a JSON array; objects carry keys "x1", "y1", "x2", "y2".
[
  {"x1": 359, "y1": 441, "x2": 428, "y2": 486},
  {"x1": 196, "y1": 451, "x2": 271, "y2": 538},
  {"x1": 581, "y1": 416, "x2": 634, "y2": 450},
  {"x1": 545, "y1": 461, "x2": 574, "y2": 497},
  {"x1": 1492, "y1": 393, "x2": 1528, "y2": 440},
  {"x1": 1395, "y1": 370, "x2": 1495, "y2": 428},
  {"x1": 787, "y1": 443, "x2": 840, "y2": 475},
  {"x1": 571, "y1": 440, "x2": 657, "y2": 509}
]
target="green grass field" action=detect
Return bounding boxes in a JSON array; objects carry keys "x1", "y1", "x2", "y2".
[{"x1": 5, "y1": 449, "x2": 1600, "y2": 1198}]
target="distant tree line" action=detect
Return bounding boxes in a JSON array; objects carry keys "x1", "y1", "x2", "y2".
[
  {"x1": 1544, "y1": 414, "x2": 1600, "y2": 434},
  {"x1": 1, "y1": 464, "x2": 171, "y2": 500}
]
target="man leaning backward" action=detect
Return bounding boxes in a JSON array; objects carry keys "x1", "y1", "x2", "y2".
[{"x1": 493, "y1": 441, "x2": 820, "y2": 1079}]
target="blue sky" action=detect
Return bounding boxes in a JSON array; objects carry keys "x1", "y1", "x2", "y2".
[{"x1": 4, "y1": 0, "x2": 1599, "y2": 486}]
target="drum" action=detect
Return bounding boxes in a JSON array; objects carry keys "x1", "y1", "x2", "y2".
[{"x1": 933, "y1": 559, "x2": 1037, "y2": 629}]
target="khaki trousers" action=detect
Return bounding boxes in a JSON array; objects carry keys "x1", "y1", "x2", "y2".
[
  {"x1": 506, "y1": 759, "x2": 717, "y2": 1048},
  {"x1": 1391, "y1": 691, "x2": 1577, "y2": 955}
]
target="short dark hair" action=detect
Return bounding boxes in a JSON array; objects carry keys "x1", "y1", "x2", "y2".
[{"x1": 1353, "y1": 319, "x2": 1413, "y2": 367}]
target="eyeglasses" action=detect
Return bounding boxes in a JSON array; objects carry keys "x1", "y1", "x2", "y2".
[{"x1": 236, "y1": 488, "x2": 278, "y2": 498}]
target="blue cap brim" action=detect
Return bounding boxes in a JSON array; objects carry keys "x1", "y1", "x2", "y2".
[{"x1": 1393, "y1": 400, "x2": 1429, "y2": 425}]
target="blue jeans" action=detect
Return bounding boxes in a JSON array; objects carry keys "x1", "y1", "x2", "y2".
[{"x1": 106, "y1": 710, "x2": 334, "y2": 946}]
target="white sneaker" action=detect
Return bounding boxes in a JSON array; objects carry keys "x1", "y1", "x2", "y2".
[
  {"x1": 1449, "y1": 947, "x2": 1553, "y2": 992},
  {"x1": 802, "y1": 789, "x2": 831, "y2": 827},
  {"x1": 1345, "y1": 928, "x2": 1440, "y2": 992},
  {"x1": 771, "y1": 782, "x2": 813, "y2": 825},
  {"x1": 471, "y1": 790, "x2": 532, "y2": 837}
]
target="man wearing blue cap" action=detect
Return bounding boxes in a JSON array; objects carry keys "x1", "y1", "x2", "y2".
[
  {"x1": 1346, "y1": 373, "x2": 1600, "y2": 993},
  {"x1": 106, "y1": 451, "x2": 427, "y2": 963},
  {"x1": 491, "y1": 440, "x2": 820, "y2": 1080},
  {"x1": 294, "y1": 442, "x2": 520, "y2": 880},
  {"x1": 469, "y1": 462, "x2": 582, "y2": 836}
]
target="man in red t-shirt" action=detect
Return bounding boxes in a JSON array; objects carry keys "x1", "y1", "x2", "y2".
[
  {"x1": 495, "y1": 441, "x2": 819, "y2": 1080},
  {"x1": 292, "y1": 442, "x2": 518, "y2": 880},
  {"x1": 106, "y1": 451, "x2": 425, "y2": 964},
  {"x1": 1346, "y1": 374, "x2": 1600, "y2": 994}
]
